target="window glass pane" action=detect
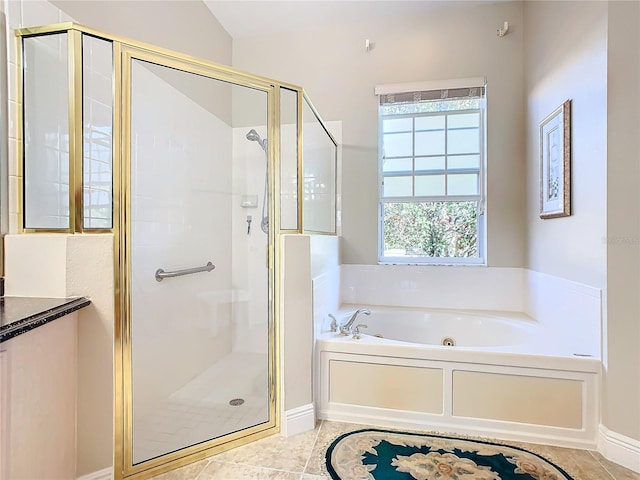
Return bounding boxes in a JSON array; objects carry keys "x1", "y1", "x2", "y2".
[
  {"x1": 383, "y1": 132, "x2": 412, "y2": 157},
  {"x1": 383, "y1": 176, "x2": 412, "y2": 197},
  {"x1": 382, "y1": 157, "x2": 412, "y2": 173},
  {"x1": 415, "y1": 115, "x2": 445, "y2": 131},
  {"x1": 415, "y1": 156, "x2": 445, "y2": 172},
  {"x1": 23, "y1": 33, "x2": 69, "y2": 229},
  {"x1": 447, "y1": 127, "x2": 479, "y2": 154},
  {"x1": 448, "y1": 173, "x2": 479, "y2": 195},
  {"x1": 448, "y1": 113, "x2": 479, "y2": 128},
  {"x1": 383, "y1": 117, "x2": 412, "y2": 133},
  {"x1": 448, "y1": 155, "x2": 480, "y2": 170},
  {"x1": 382, "y1": 201, "x2": 478, "y2": 258},
  {"x1": 415, "y1": 130, "x2": 445, "y2": 156},
  {"x1": 415, "y1": 175, "x2": 445, "y2": 196},
  {"x1": 280, "y1": 87, "x2": 298, "y2": 230},
  {"x1": 303, "y1": 97, "x2": 336, "y2": 234},
  {"x1": 83, "y1": 35, "x2": 113, "y2": 229}
]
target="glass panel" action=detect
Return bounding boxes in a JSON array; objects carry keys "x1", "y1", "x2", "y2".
[
  {"x1": 383, "y1": 132, "x2": 412, "y2": 157},
  {"x1": 415, "y1": 130, "x2": 445, "y2": 156},
  {"x1": 447, "y1": 112, "x2": 479, "y2": 128},
  {"x1": 23, "y1": 33, "x2": 69, "y2": 229},
  {"x1": 383, "y1": 176, "x2": 412, "y2": 197},
  {"x1": 382, "y1": 201, "x2": 479, "y2": 258},
  {"x1": 302, "y1": 98, "x2": 336, "y2": 233},
  {"x1": 280, "y1": 87, "x2": 298, "y2": 230},
  {"x1": 415, "y1": 174, "x2": 445, "y2": 196},
  {"x1": 382, "y1": 157, "x2": 412, "y2": 173},
  {"x1": 415, "y1": 156, "x2": 445, "y2": 172},
  {"x1": 83, "y1": 35, "x2": 113, "y2": 229},
  {"x1": 415, "y1": 115, "x2": 445, "y2": 131},
  {"x1": 129, "y1": 59, "x2": 270, "y2": 464},
  {"x1": 448, "y1": 173, "x2": 479, "y2": 195},
  {"x1": 448, "y1": 155, "x2": 480, "y2": 170},
  {"x1": 382, "y1": 117, "x2": 411, "y2": 133},
  {"x1": 447, "y1": 127, "x2": 479, "y2": 154}
]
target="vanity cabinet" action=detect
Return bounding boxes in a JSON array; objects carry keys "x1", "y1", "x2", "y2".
[{"x1": 0, "y1": 297, "x2": 89, "y2": 480}]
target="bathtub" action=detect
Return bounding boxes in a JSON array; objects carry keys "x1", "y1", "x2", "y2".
[{"x1": 316, "y1": 304, "x2": 601, "y2": 449}]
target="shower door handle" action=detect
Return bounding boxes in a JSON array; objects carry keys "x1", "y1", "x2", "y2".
[{"x1": 155, "y1": 261, "x2": 215, "y2": 282}]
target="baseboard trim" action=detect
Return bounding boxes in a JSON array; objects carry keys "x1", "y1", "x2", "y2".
[
  {"x1": 598, "y1": 425, "x2": 640, "y2": 473},
  {"x1": 76, "y1": 467, "x2": 112, "y2": 480},
  {"x1": 284, "y1": 403, "x2": 315, "y2": 437}
]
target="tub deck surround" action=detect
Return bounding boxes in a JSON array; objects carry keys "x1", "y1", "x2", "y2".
[
  {"x1": 0, "y1": 296, "x2": 91, "y2": 343},
  {"x1": 316, "y1": 304, "x2": 601, "y2": 450}
]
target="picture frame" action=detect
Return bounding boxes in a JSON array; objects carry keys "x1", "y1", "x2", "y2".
[{"x1": 539, "y1": 99, "x2": 571, "y2": 219}]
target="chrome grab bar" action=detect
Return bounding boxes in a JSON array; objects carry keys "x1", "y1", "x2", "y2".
[{"x1": 155, "y1": 261, "x2": 215, "y2": 282}]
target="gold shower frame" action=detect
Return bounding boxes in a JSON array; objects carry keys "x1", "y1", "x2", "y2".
[{"x1": 15, "y1": 23, "x2": 338, "y2": 480}]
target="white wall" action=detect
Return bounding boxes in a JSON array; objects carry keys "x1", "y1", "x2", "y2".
[
  {"x1": 281, "y1": 235, "x2": 313, "y2": 411},
  {"x1": 524, "y1": 1, "x2": 607, "y2": 289},
  {"x1": 604, "y1": 1, "x2": 640, "y2": 444},
  {"x1": 524, "y1": 0, "x2": 640, "y2": 451},
  {"x1": 233, "y1": 1, "x2": 526, "y2": 267}
]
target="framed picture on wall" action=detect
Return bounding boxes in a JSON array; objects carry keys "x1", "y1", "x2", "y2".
[{"x1": 539, "y1": 99, "x2": 571, "y2": 219}]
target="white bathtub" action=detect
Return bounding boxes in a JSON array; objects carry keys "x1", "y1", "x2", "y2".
[
  {"x1": 334, "y1": 306, "x2": 538, "y2": 348},
  {"x1": 316, "y1": 304, "x2": 601, "y2": 449}
]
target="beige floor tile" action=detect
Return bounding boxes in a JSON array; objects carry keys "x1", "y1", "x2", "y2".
[
  {"x1": 197, "y1": 460, "x2": 299, "y2": 480},
  {"x1": 509, "y1": 443, "x2": 613, "y2": 480},
  {"x1": 304, "y1": 421, "x2": 372, "y2": 477},
  {"x1": 590, "y1": 452, "x2": 640, "y2": 480},
  {"x1": 150, "y1": 458, "x2": 210, "y2": 480},
  {"x1": 211, "y1": 424, "x2": 320, "y2": 473}
]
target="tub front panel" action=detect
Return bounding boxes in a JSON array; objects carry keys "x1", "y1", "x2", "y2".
[
  {"x1": 452, "y1": 371, "x2": 583, "y2": 429},
  {"x1": 329, "y1": 360, "x2": 443, "y2": 414}
]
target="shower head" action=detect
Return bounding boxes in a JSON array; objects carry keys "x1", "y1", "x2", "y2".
[{"x1": 246, "y1": 129, "x2": 267, "y2": 151}]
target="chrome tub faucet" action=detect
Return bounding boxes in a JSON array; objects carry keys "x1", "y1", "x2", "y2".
[{"x1": 339, "y1": 308, "x2": 371, "y2": 335}]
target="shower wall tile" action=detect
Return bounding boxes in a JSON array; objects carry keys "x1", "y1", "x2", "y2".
[
  {"x1": 7, "y1": 138, "x2": 18, "y2": 177},
  {"x1": 129, "y1": 61, "x2": 236, "y2": 420},
  {"x1": 7, "y1": 100, "x2": 17, "y2": 140},
  {"x1": 7, "y1": 61, "x2": 16, "y2": 103},
  {"x1": 8, "y1": 175, "x2": 18, "y2": 215},
  {"x1": 230, "y1": 127, "x2": 269, "y2": 354}
]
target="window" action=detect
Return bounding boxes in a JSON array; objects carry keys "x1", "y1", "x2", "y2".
[{"x1": 377, "y1": 80, "x2": 486, "y2": 264}]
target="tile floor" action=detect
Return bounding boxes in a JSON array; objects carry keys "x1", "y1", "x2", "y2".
[{"x1": 150, "y1": 420, "x2": 640, "y2": 480}]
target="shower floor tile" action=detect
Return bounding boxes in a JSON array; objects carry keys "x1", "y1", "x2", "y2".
[
  {"x1": 133, "y1": 352, "x2": 269, "y2": 464},
  {"x1": 146, "y1": 420, "x2": 640, "y2": 480}
]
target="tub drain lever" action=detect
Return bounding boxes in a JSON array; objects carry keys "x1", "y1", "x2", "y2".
[{"x1": 353, "y1": 324, "x2": 368, "y2": 340}]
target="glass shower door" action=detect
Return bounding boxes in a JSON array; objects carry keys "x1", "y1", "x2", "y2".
[{"x1": 125, "y1": 55, "x2": 274, "y2": 467}]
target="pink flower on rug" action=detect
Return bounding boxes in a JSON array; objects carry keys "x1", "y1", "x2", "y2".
[
  {"x1": 391, "y1": 452, "x2": 500, "y2": 480},
  {"x1": 514, "y1": 459, "x2": 560, "y2": 480}
]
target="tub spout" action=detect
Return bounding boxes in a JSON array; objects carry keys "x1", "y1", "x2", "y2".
[{"x1": 340, "y1": 308, "x2": 371, "y2": 335}]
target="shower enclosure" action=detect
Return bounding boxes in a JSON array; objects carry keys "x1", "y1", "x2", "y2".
[{"x1": 15, "y1": 23, "x2": 337, "y2": 480}]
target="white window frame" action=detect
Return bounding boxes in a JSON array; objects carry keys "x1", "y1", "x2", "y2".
[{"x1": 376, "y1": 81, "x2": 487, "y2": 266}]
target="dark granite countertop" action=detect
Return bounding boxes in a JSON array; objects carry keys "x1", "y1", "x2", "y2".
[{"x1": 0, "y1": 296, "x2": 91, "y2": 343}]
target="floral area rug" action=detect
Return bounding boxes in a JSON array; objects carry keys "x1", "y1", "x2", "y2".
[{"x1": 326, "y1": 429, "x2": 574, "y2": 480}]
